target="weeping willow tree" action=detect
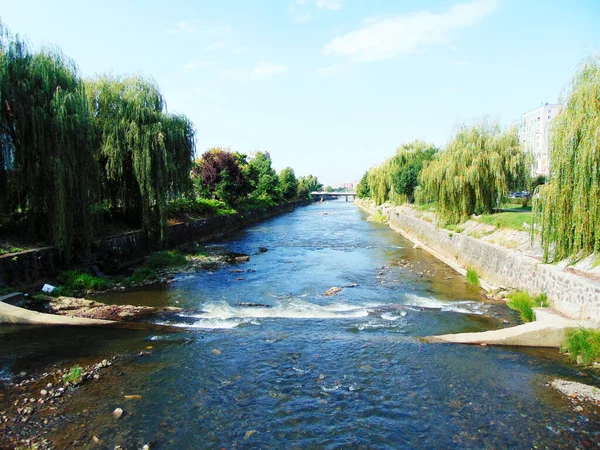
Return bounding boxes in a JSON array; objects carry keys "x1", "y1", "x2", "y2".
[
  {"x1": 420, "y1": 120, "x2": 528, "y2": 225},
  {"x1": 534, "y1": 57, "x2": 600, "y2": 262},
  {"x1": 86, "y1": 75, "x2": 194, "y2": 243},
  {"x1": 0, "y1": 22, "x2": 98, "y2": 259},
  {"x1": 365, "y1": 140, "x2": 438, "y2": 206}
]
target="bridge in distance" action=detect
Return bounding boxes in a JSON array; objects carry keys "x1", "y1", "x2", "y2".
[{"x1": 310, "y1": 192, "x2": 356, "y2": 202}]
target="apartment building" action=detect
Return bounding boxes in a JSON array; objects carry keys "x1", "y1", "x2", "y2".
[{"x1": 518, "y1": 103, "x2": 561, "y2": 175}]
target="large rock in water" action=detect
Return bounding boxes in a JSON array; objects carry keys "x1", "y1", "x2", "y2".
[{"x1": 324, "y1": 287, "x2": 343, "y2": 296}]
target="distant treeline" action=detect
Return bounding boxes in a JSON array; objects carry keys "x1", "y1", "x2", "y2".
[
  {"x1": 358, "y1": 56, "x2": 600, "y2": 262},
  {"x1": 0, "y1": 22, "x2": 321, "y2": 259},
  {"x1": 357, "y1": 123, "x2": 530, "y2": 222}
]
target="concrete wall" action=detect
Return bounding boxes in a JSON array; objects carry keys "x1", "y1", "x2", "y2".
[
  {"x1": 0, "y1": 200, "x2": 310, "y2": 287},
  {"x1": 357, "y1": 199, "x2": 600, "y2": 321}
]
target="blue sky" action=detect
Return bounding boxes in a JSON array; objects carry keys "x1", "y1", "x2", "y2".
[{"x1": 1, "y1": 0, "x2": 598, "y2": 185}]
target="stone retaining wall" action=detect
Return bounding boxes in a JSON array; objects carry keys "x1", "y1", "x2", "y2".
[
  {"x1": 0, "y1": 200, "x2": 310, "y2": 287},
  {"x1": 356, "y1": 199, "x2": 600, "y2": 321}
]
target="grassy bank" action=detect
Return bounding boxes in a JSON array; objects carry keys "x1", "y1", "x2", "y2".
[
  {"x1": 562, "y1": 328, "x2": 600, "y2": 365},
  {"x1": 477, "y1": 207, "x2": 533, "y2": 231},
  {"x1": 506, "y1": 290, "x2": 549, "y2": 322}
]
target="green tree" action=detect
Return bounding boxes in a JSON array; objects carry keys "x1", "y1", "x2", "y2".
[
  {"x1": 248, "y1": 152, "x2": 281, "y2": 202},
  {"x1": 279, "y1": 167, "x2": 299, "y2": 200},
  {"x1": 356, "y1": 172, "x2": 370, "y2": 199},
  {"x1": 192, "y1": 147, "x2": 249, "y2": 204},
  {"x1": 534, "y1": 57, "x2": 600, "y2": 261},
  {"x1": 86, "y1": 75, "x2": 194, "y2": 242},
  {"x1": 324, "y1": 185, "x2": 334, "y2": 193},
  {"x1": 0, "y1": 24, "x2": 98, "y2": 259},
  {"x1": 391, "y1": 142, "x2": 437, "y2": 203},
  {"x1": 365, "y1": 140, "x2": 438, "y2": 206},
  {"x1": 420, "y1": 120, "x2": 528, "y2": 225},
  {"x1": 298, "y1": 174, "x2": 323, "y2": 194}
]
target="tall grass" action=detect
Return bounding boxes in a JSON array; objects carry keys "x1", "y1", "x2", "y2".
[
  {"x1": 562, "y1": 328, "x2": 600, "y2": 365},
  {"x1": 144, "y1": 250, "x2": 187, "y2": 269},
  {"x1": 59, "y1": 271, "x2": 110, "y2": 291},
  {"x1": 465, "y1": 268, "x2": 480, "y2": 286},
  {"x1": 507, "y1": 291, "x2": 535, "y2": 322},
  {"x1": 167, "y1": 197, "x2": 236, "y2": 217},
  {"x1": 506, "y1": 290, "x2": 548, "y2": 322}
]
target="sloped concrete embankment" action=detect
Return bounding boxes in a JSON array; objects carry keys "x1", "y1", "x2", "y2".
[
  {"x1": 356, "y1": 199, "x2": 600, "y2": 322},
  {"x1": 0, "y1": 292, "x2": 183, "y2": 329},
  {"x1": 0, "y1": 293, "x2": 113, "y2": 326},
  {"x1": 0, "y1": 200, "x2": 310, "y2": 287},
  {"x1": 425, "y1": 309, "x2": 599, "y2": 347}
]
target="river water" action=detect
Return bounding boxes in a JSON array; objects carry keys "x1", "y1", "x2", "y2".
[{"x1": 1, "y1": 201, "x2": 599, "y2": 449}]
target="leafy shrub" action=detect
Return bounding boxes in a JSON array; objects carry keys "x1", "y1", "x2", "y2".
[
  {"x1": 562, "y1": 328, "x2": 600, "y2": 365},
  {"x1": 446, "y1": 224, "x2": 465, "y2": 233},
  {"x1": 59, "y1": 271, "x2": 109, "y2": 291},
  {"x1": 465, "y1": 268, "x2": 480, "y2": 286},
  {"x1": 506, "y1": 291, "x2": 536, "y2": 322},
  {"x1": 49, "y1": 285, "x2": 74, "y2": 298},
  {"x1": 145, "y1": 251, "x2": 187, "y2": 269},
  {"x1": 128, "y1": 267, "x2": 157, "y2": 284},
  {"x1": 238, "y1": 197, "x2": 277, "y2": 210},
  {"x1": 167, "y1": 197, "x2": 235, "y2": 217},
  {"x1": 62, "y1": 365, "x2": 83, "y2": 384},
  {"x1": 534, "y1": 292, "x2": 549, "y2": 307}
]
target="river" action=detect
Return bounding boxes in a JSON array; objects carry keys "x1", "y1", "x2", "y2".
[{"x1": 1, "y1": 201, "x2": 599, "y2": 449}]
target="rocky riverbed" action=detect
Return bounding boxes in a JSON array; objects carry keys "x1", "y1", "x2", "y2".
[
  {"x1": 551, "y1": 379, "x2": 600, "y2": 407},
  {"x1": 46, "y1": 296, "x2": 183, "y2": 322},
  {"x1": 0, "y1": 356, "x2": 118, "y2": 449}
]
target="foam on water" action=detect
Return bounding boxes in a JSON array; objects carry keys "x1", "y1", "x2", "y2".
[
  {"x1": 162, "y1": 293, "x2": 489, "y2": 329},
  {"x1": 186, "y1": 299, "x2": 375, "y2": 321},
  {"x1": 381, "y1": 313, "x2": 401, "y2": 321},
  {"x1": 0, "y1": 367, "x2": 11, "y2": 382},
  {"x1": 159, "y1": 318, "x2": 246, "y2": 330},
  {"x1": 163, "y1": 298, "x2": 390, "y2": 329},
  {"x1": 404, "y1": 294, "x2": 486, "y2": 315}
]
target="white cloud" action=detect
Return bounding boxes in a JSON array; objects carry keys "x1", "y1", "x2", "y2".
[
  {"x1": 166, "y1": 20, "x2": 233, "y2": 37},
  {"x1": 166, "y1": 19, "x2": 202, "y2": 34},
  {"x1": 314, "y1": 63, "x2": 348, "y2": 77},
  {"x1": 442, "y1": 56, "x2": 471, "y2": 66},
  {"x1": 233, "y1": 46, "x2": 250, "y2": 55},
  {"x1": 205, "y1": 26, "x2": 234, "y2": 37},
  {"x1": 183, "y1": 57, "x2": 217, "y2": 71},
  {"x1": 289, "y1": 3, "x2": 311, "y2": 22},
  {"x1": 295, "y1": 12, "x2": 312, "y2": 22},
  {"x1": 323, "y1": 0, "x2": 497, "y2": 62},
  {"x1": 204, "y1": 42, "x2": 226, "y2": 52},
  {"x1": 221, "y1": 62, "x2": 288, "y2": 83},
  {"x1": 289, "y1": 0, "x2": 343, "y2": 22},
  {"x1": 251, "y1": 62, "x2": 288, "y2": 79},
  {"x1": 316, "y1": 0, "x2": 344, "y2": 10}
]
